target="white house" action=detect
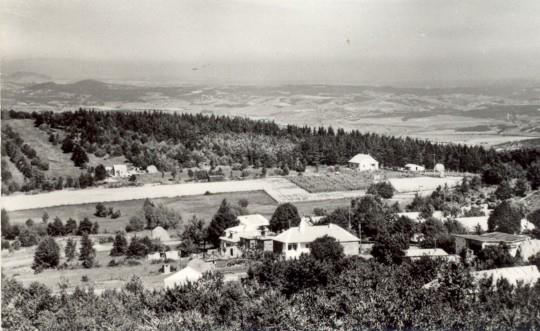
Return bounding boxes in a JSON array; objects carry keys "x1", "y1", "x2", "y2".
[
  {"x1": 111, "y1": 164, "x2": 129, "y2": 177},
  {"x1": 220, "y1": 214, "x2": 271, "y2": 258},
  {"x1": 348, "y1": 154, "x2": 379, "y2": 171},
  {"x1": 272, "y1": 220, "x2": 360, "y2": 260},
  {"x1": 404, "y1": 164, "x2": 425, "y2": 172}
]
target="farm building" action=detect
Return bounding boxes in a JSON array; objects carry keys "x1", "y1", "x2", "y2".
[
  {"x1": 348, "y1": 154, "x2": 379, "y2": 171},
  {"x1": 471, "y1": 265, "x2": 540, "y2": 287},
  {"x1": 397, "y1": 211, "x2": 445, "y2": 223},
  {"x1": 151, "y1": 226, "x2": 171, "y2": 242},
  {"x1": 453, "y1": 232, "x2": 531, "y2": 256},
  {"x1": 163, "y1": 258, "x2": 214, "y2": 289},
  {"x1": 146, "y1": 165, "x2": 158, "y2": 173},
  {"x1": 272, "y1": 219, "x2": 360, "y2": 260},
  {"x1": 389, "y1": 176, "x2": 462, "y2": 193},
  {"x1": 111, "y1": 164, "x2": 129, "y2": 177},
  {"x1": 434, "y1": 163, "x2": 445, "y2": 176},
  {"x1": 404, "y1": 164, "x2": 425, "y2": 172},
  {"x1": 455, "y1": 215, "x2": 536, "y2": 233},
  {"x1": 220, "y1": 214, "x2": 272, "y2": 258},
  {"x1": 147, "y1": 250, "x2": 180, "y2": 261}
]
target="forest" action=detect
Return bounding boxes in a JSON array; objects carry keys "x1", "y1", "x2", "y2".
[{"x1": 2, "y1": 109, "x2": 540, "y2": 193}]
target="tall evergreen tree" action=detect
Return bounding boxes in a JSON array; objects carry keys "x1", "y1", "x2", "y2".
[
  {"x1": 110, "y1": 232, "x2": 128, "y2": 256},
  {"x1": 77, "y1": 217, "x2": 93, "y2": 235},
  {"x1": 65, "y1": 238, "x2": 77, "y2": 261},
  {"x1": 207, "y1": 199, "x2": 239, "y2": 247},
  {"x1": 1, "y1": 208, "x2": 10, "y2": 238},
  {"x1": 32, "y1": 237, "x2": 60, "y2": 271},
  {"x1": 79, "y1": 233, "x2": 96, "y2": 268}
]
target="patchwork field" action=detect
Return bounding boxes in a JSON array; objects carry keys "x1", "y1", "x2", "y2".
[{"x1": 289, "y1": 170, "x2": 406, "y2": 193}]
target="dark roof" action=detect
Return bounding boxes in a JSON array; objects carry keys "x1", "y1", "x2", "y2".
[{"x1": 453, "y1": 232, "x2": 529, "y2": 243}]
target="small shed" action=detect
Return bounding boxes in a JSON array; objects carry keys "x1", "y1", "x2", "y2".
[
  {"x1": 434, "y1": 163, "x2": 445, "y2": 173},
  {"x1": 146, "y1": 165, "x2": 158, "y2": 174},
  {"x1": 405, "y1": 164, "x2": 425, "y2": 172},
  {"x1": 151, "y1": 226, "x2": 171, "y2": 242},
  {"x1": 112, "y1": 164, "x2": 129, "y2": 177},
  {"x1": 163, "y1": 266, "x2": 203, "y2": 289}
]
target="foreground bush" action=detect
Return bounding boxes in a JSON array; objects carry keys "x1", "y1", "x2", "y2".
[{"x1": 3, "y1": 256, "x2": 540, "y2": 330}]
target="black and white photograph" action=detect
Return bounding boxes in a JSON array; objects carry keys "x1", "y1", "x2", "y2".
[{"x1": 1, "y1": 0, "x2": 540, "y2": 329}]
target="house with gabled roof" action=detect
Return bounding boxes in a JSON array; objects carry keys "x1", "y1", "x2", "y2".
[
  {"x1": 272, "y1": 219, "x2": 360, "y2": 259},
  {"x1": 219, "y1": 214, "x2": 272, "y2": 258},
  {"x1": 453, "y1": 232, "x2": 530, "y2": 256},
  {"x1": 348, "y1": 154, "x2": 378, "y2": 171}
]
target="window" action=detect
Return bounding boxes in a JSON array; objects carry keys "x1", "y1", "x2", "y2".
[{"x1": 288, "y1": 243, "x2": 298, "y2": 251}]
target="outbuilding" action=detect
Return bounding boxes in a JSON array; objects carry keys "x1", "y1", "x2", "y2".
[
  {"x1": 146, "y1": 165, "x2": 158, "y2": 174},
  {"x1": 151, "y1": 226, "x2": 171, "y2": 242},
  {"x1": 404, "y1": 164, "x2": 425, "y2": 172}
]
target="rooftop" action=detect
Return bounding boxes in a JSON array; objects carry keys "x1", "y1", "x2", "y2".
[
  {"x1": 405, "y1": 248, "x2": 448, "y2": 257},
  {"x1": 237, "y1": 214, "x2": 269, "y2": 227},
  {"x1": 273, "y1": 221, "x2": 359, "y2": 243},
  {"x1": 472, "y1": 265, "x2": 540, "y2": 287},
  {"x1": 453, "y1": 232, "x2": 530, "y2": 243},
  {"x1": 348, "y1": 153, "x2": 377, "y2": 164}
]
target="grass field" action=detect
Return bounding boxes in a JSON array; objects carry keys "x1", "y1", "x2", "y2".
[{"x1": 7, "y1": 190, "x2": 277, "y2": 233}]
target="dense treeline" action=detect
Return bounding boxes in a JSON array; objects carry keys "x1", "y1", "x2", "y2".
[
  {"x1": 2, "y1": 256, "x2": 540, "y2": 330},
  {"x1": 6, "y1": 108, "x2": 538, "y2": 175}
]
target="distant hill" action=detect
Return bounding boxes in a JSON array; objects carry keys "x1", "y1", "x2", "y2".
[
  {"x1": 3, "y1": 79, "x2": 540, "y2": 146},
  {"x1": 4, "y1": 71, "x2": 51, "y2": 85},
  {"x1": 495, "y1": 138, "x2": 540, "y2": 151}
]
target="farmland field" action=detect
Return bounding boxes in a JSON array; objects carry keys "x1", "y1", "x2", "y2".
[{"x1": 289, "y1": 170, "x2": 407, "y2": 193}]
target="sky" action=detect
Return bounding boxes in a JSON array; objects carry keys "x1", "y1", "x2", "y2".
[{"x1": 2, "y1": 0, "x2": 540, "y2": 85}]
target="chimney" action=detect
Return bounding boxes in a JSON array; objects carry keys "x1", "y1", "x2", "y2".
[{"x1": 299, "y1": 219, "x2": 308, "y2": 232}]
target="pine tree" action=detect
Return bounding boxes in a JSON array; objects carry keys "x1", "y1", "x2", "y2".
[
  {"x1": 91, "y1": 221, "x2": 99, "y2": 234},
  {"x1": 110, "y1": 232, "x2": 128, "y2": 256},
  {"x1": 77, "y1": 217, "x2": 93, "y2": 235},
  {"x1": 65, "y1": 238, "x2": 77, "y2": 261},
  {"x1": 1, "y1": 208, "x2": 10, "y2": 238},
  {"x1": 32, "y1": 237, "x2": 60, "y2": 271},
  {"x1": 79, "y1": 233, "x2": 96, "y2": 268},
  {"x1": 207, "y1": 199, "x2": 239, "y2": 247}
]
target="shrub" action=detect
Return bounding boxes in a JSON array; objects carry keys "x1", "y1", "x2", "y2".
[
  {"x1": 126, "y1": 216, "x2": 144, "y2": 232},
  {"x1": 310, "y1": 235, "x2": 344, "y2": 262}
]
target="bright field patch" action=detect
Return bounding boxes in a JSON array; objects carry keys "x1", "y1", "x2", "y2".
[{"x1": 289, "y1": 170, "x2": 404, "y2": 193}]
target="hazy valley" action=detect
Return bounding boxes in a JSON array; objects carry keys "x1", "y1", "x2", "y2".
[{"x1": 3, "y1": 72, "x2": 540, "y2": 148}]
